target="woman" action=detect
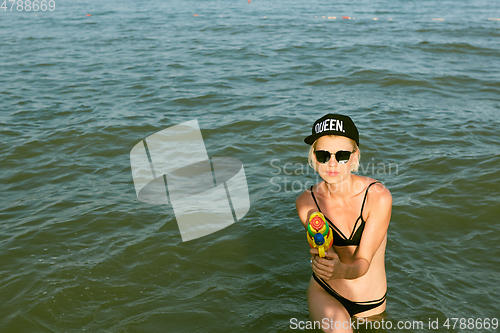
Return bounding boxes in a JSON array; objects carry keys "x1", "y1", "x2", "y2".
[{"x1": 296, "y1": 114, "x2": 392, "y2": 333}]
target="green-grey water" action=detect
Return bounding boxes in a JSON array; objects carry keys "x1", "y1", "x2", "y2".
[{"x1": 1, "y1": 0, "x2": 499, "y2": 332}]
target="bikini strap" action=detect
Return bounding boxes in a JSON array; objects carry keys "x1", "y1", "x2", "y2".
[
  {"x1": 309, "y1": 186, "x2": 322, "y2": 212},
  {"x1": 354, "y1": 291, "x2": 387, "y2": 304},
  {"x1": 359, "y1": 181, "x2": 381, "y2": 217}
]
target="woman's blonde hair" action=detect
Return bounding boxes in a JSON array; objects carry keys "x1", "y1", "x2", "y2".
[{"x1": 307, "y1": 136, "x2": 360, "y2": 173}]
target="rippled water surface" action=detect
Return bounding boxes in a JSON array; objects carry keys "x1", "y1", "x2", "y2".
[{"x1": 1, "y1": 0, "x2": 499, "y2": 332}]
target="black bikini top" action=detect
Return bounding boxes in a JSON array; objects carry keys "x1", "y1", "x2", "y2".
[{"x1": 309, "y1": 181, "x2": 380, "y2": 247}]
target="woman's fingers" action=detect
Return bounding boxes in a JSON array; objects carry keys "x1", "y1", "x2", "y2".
[
  {"x1": 314, "y1": 258, "x2": 333, "y2": 273},
  {"x1": 312, "y1": 256, "x2": 334, "y2": 276},
  {"x1": 324, "y1": 247, "x2": 338, "y2": 259},
  {"x1": 311, "y1": 247, "x2": 338, "y2": 260},
  {"x1": 310, "y1": 247, "x2": 339, "y2": 280},
  {"x1": 312, "y1": 265, "x2": 331, "y2": 280}
]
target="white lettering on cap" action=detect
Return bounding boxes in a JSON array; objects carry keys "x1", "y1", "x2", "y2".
[
  {"x1": 315, "y1": 119, "x2": 345, "y2": 134},
  {"x1": 337, "y1": 120, "x2": 344, "y2": 132},
  {"x1": 315, "y1": 123, "x2": 321, "y2": 134}
]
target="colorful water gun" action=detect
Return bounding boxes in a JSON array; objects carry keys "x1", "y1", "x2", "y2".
[{"x1": 307, "y1": 212, "x2": 334, "y2": 257}]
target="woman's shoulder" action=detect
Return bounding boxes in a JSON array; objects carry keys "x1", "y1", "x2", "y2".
[
  {"x1": 295, "y1": 182, "x2": 323, "y2": 210},
  {"x1": 295, "y1": 184, "x2": 321, "y2": 227},
  {"x1": 355, "y1": 176, "x2": 392, "y2": 210},
  {"x1": 354, "y1": 175, "x2": 392, "y2": 201},
  {"x1": 295, "y1": 184, "x2": 314, "y2": 208}
]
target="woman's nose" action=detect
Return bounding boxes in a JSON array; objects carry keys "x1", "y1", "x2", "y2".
[{"x1": 328, "y1": 156, "x2": 338, "y2": 166}]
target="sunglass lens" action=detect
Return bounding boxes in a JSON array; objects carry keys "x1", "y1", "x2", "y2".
[
  {"x1": 335, "y1": 151, "x2": 352, "y2": 164},
  {"x1": 314, "y1": 150, "x2": 331, "y2": 163}
]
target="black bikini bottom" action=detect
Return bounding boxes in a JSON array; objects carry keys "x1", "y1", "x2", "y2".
[{"x1": 312, "y1": 273, "x2": 387, "y2": 317}]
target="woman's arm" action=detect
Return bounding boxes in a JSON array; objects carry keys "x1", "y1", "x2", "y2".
[{"x1": 312, "y1": 183, "x2": 392, "y2": 280}]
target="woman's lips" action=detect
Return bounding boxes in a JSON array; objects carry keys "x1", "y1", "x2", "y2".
[{"x1": 326, "y1": 170, "x2": 339, "y2": 176}]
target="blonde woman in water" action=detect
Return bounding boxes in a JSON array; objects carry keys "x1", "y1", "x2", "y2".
[{"x1": 296, "y1": 114, "x2": 392, "y2": 333}]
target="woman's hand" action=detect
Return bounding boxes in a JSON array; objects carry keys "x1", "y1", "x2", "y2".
[{"x1": 310, "y1": 247, "x2": 342, "y2": 281}]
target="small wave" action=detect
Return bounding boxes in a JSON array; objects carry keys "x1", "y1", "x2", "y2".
[
  {"x1": 414, "y1": 41, "x2": 499, "y2": 56},
  {"x1": 306, "y1": 70, "x2": 435, "y2": 88},
  {"x1": 171, "y1": 93, "x2": 231, "y2": 106}
]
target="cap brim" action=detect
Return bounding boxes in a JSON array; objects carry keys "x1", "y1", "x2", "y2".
[{"x1": 304, "y1": 134, "x2": 318, "y2": 145}]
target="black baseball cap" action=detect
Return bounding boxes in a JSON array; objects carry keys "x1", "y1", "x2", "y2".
[{"x1": 304, "y1": 114, "x2": 359, "y2": 146}]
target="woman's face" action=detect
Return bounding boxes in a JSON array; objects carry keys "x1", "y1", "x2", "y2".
[{"x1": 313, "y1": 135, "x2": 357, "y2": 184}]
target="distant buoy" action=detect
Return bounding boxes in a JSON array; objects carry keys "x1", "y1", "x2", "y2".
[
  {"x1": 342, "y1": 16, "x2": 351, "y2": 19},
  {"x1": 248, "y1": 0, "x2": 251, "y2": 3},
  {"x1": 373, "y1": 18, "x2": 378, "y2": 20},
  {"x1": 193, "y1": 14, "x2": 198, "y2": 17},
  {"x1": 86, "y1": 14, "x2": 91, "y2": 16}
]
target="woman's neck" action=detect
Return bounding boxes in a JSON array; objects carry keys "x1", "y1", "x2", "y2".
[{"x1": 323, "y1": 174, "x2": 356, "y2": 198}]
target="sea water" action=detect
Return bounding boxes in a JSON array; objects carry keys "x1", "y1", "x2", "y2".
[{"x1": 0, "y1": 0, "x2": 499, "y2": 332}]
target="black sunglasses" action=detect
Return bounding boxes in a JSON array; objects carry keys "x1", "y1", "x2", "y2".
[{"x1": 314, "y1": 150, "x2": 354, "y2": 164}]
